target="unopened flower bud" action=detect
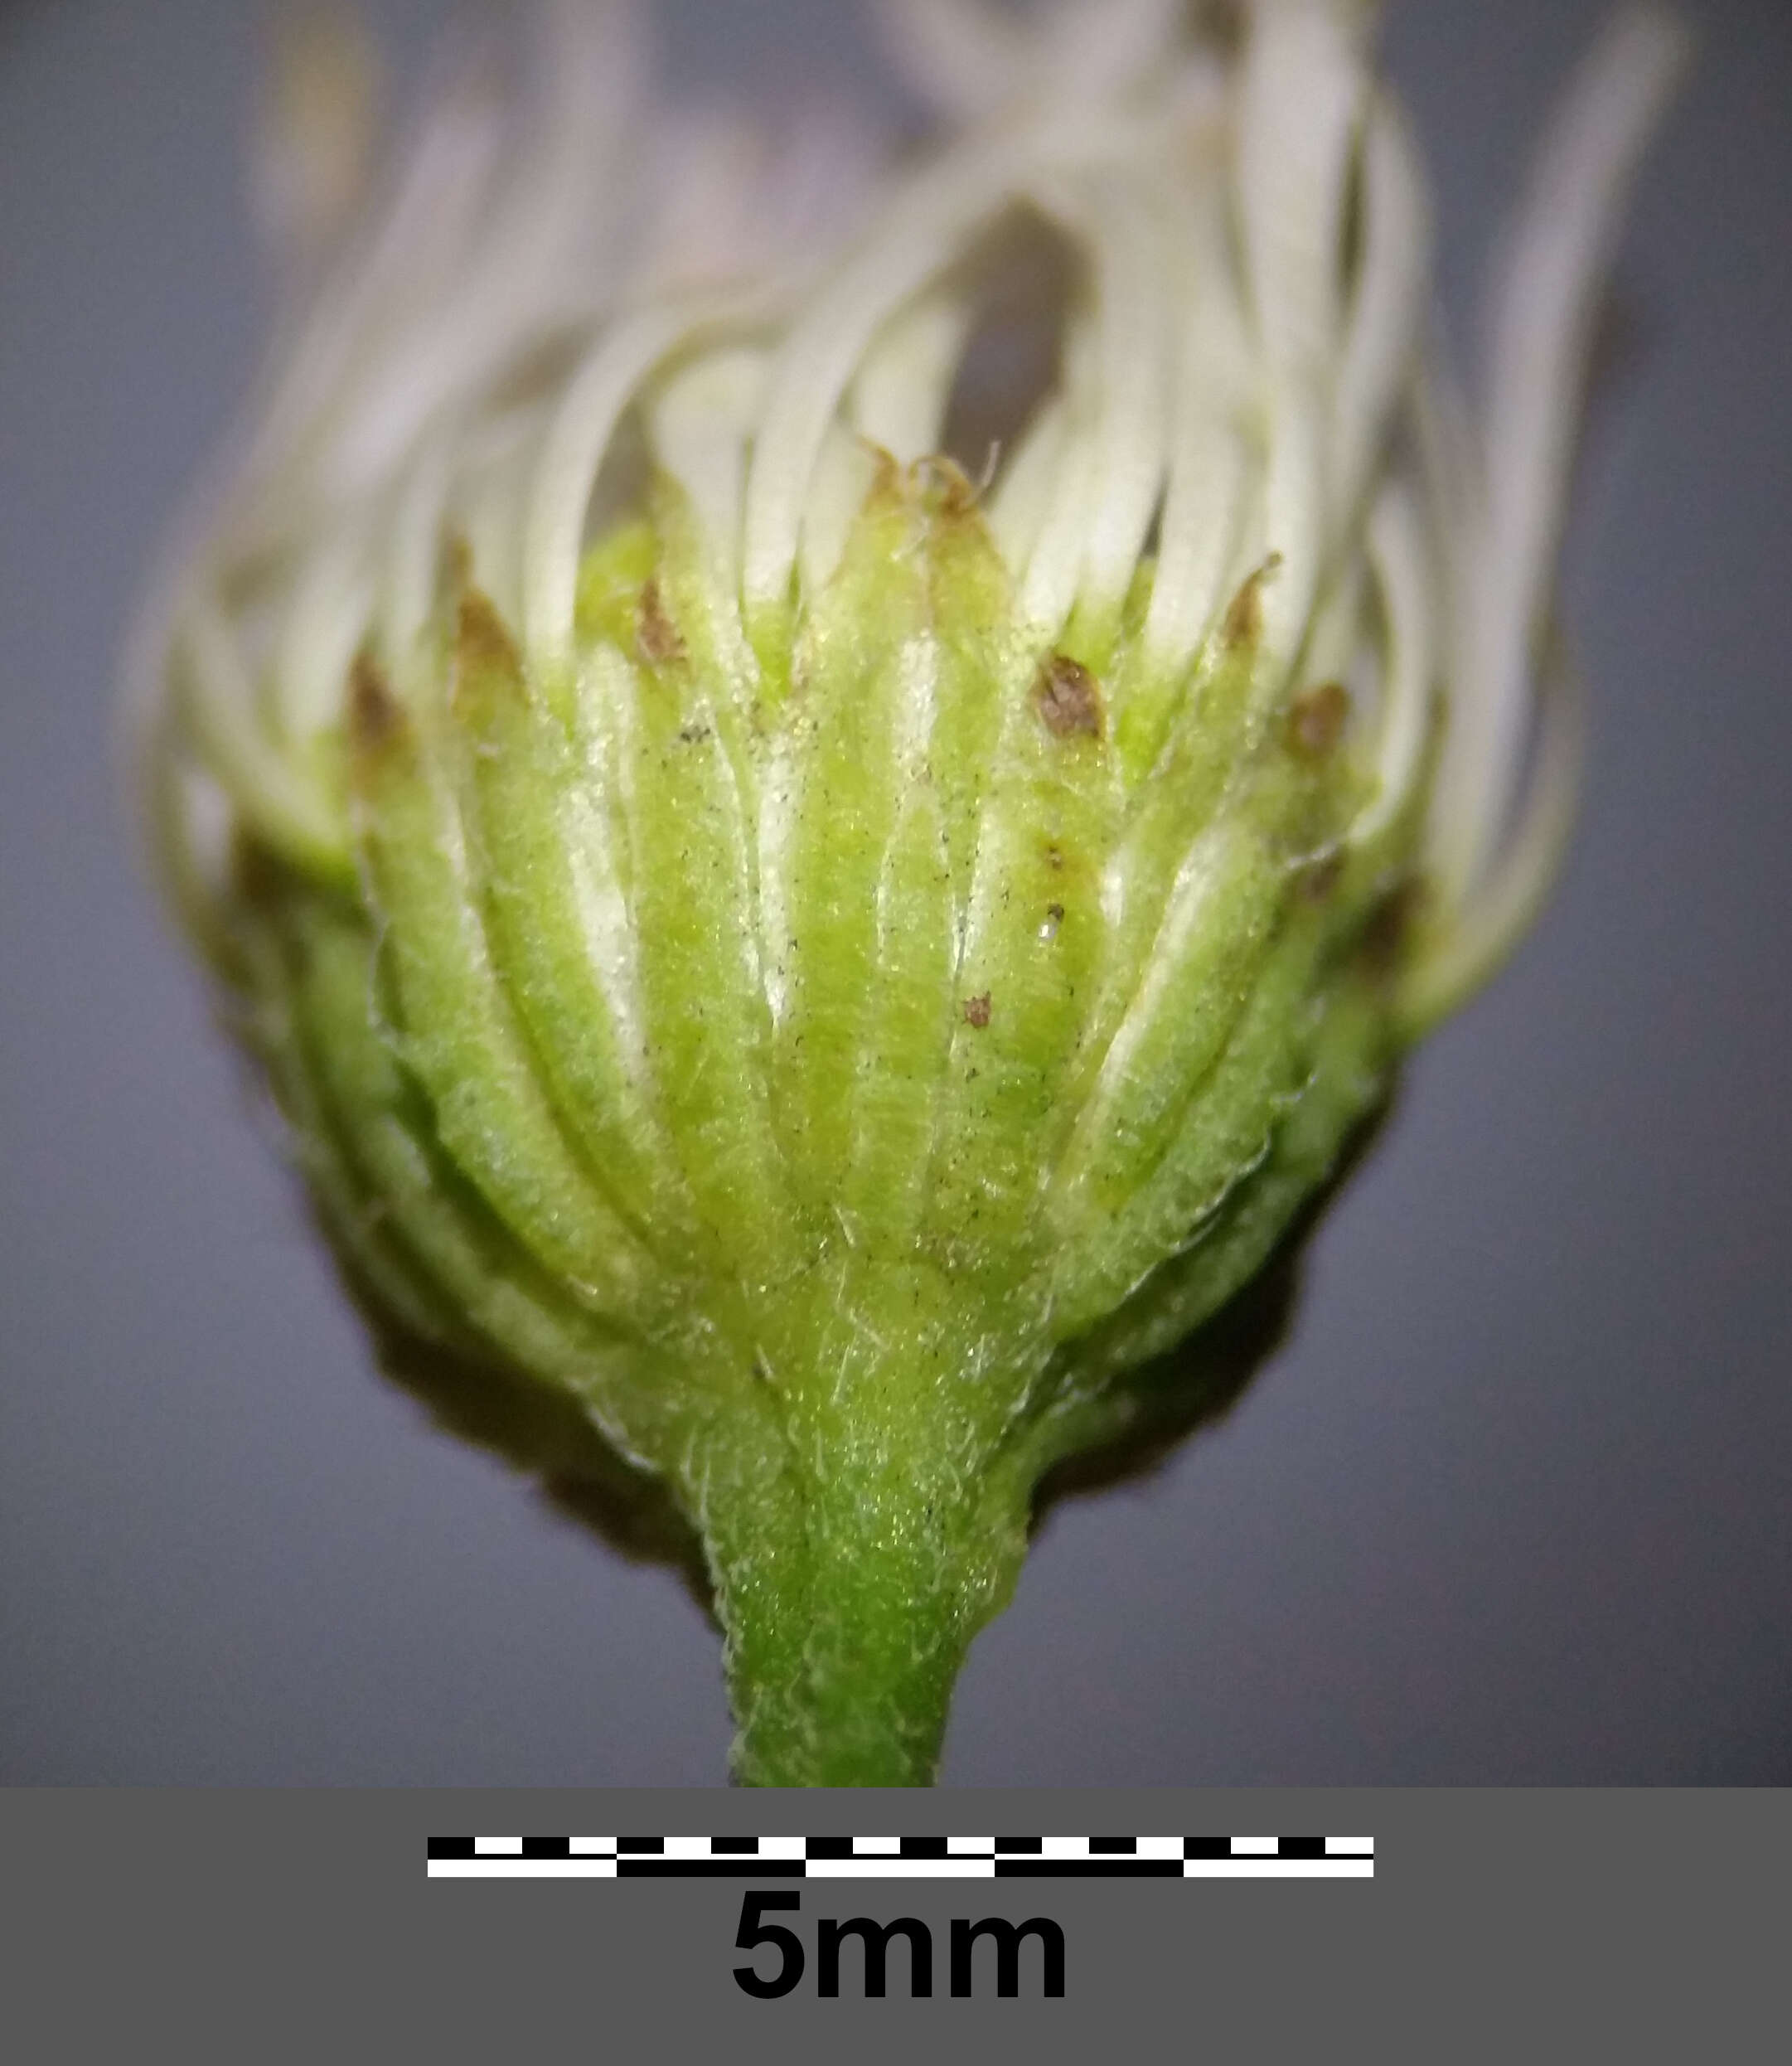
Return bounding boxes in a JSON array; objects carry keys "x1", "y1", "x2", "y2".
[{"x1": 132, "y1": 0, "x2": 1685, "y2": 1784}]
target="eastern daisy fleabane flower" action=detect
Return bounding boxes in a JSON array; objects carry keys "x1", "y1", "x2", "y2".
[{"x1": 130, "y1": 0, "x2": 1685, "y2": 1784}]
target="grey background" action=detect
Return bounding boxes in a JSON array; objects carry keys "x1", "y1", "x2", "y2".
[
  {"x1": 2, "y1": 0, "x2": 1788, "y2": 1787},
  {"x1": 5, "y1": 1789, "x2": 1786, "y2": 2055}
]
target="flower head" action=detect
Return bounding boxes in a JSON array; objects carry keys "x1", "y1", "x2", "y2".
[{"x1": 132, "y1": 0, "x2": 1684, "y2": 1783}]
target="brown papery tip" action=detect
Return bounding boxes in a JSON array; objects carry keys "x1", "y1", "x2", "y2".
[
  {"x1": 456, "y1": 588, "x2": 523, "y2": 680},
  {"x1": 1034, "y1": 653, "x2": 1104, "y2": 740},
  {"x1": 348, "y1": 649, "x2": 403, "y2": 750},
  {"x1": 636, "y1": 577, "x2": 688, "y2": 667},
  {"x1": 1287, "y1": 681, "x2": 1352, "y2": 759},
  {"x1": 1222, "y1": 552, "x2": 1283, "y2": 650}
]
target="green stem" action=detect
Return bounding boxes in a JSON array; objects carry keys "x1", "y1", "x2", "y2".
[{"x1": 701, "y1": 1428, "x2": 1032, "y2": 1788}]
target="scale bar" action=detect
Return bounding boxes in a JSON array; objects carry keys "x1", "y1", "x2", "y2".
[{"x1": 426, "y1": 1836, "x2": 1374, "y2": 1882}]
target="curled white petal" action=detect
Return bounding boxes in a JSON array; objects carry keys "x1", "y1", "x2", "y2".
[
  {"x1": 1355, "y1": 481, "x2": 1435, "y2": 848},
  {"x1": 523, "y1": 301, "x2": 735, "y2": 674},
  {"x1": 134, "y1": 0, "x2": 1684, "y2": 1041},
  {"x1": 1431, "y1": 3, "x2": 1691, "y2": 910},
  {"x1": 1331, "y1": 98, "x2": 1430, "y2": 541}
]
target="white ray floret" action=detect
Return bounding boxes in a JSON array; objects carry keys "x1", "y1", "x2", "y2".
[
  {"x1": 134, "y1": 0, "x2": 1683, "y2": 1029},
  {"x1": 1421, "y1": 2, "x2": 1689, "y2": 1006}
]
